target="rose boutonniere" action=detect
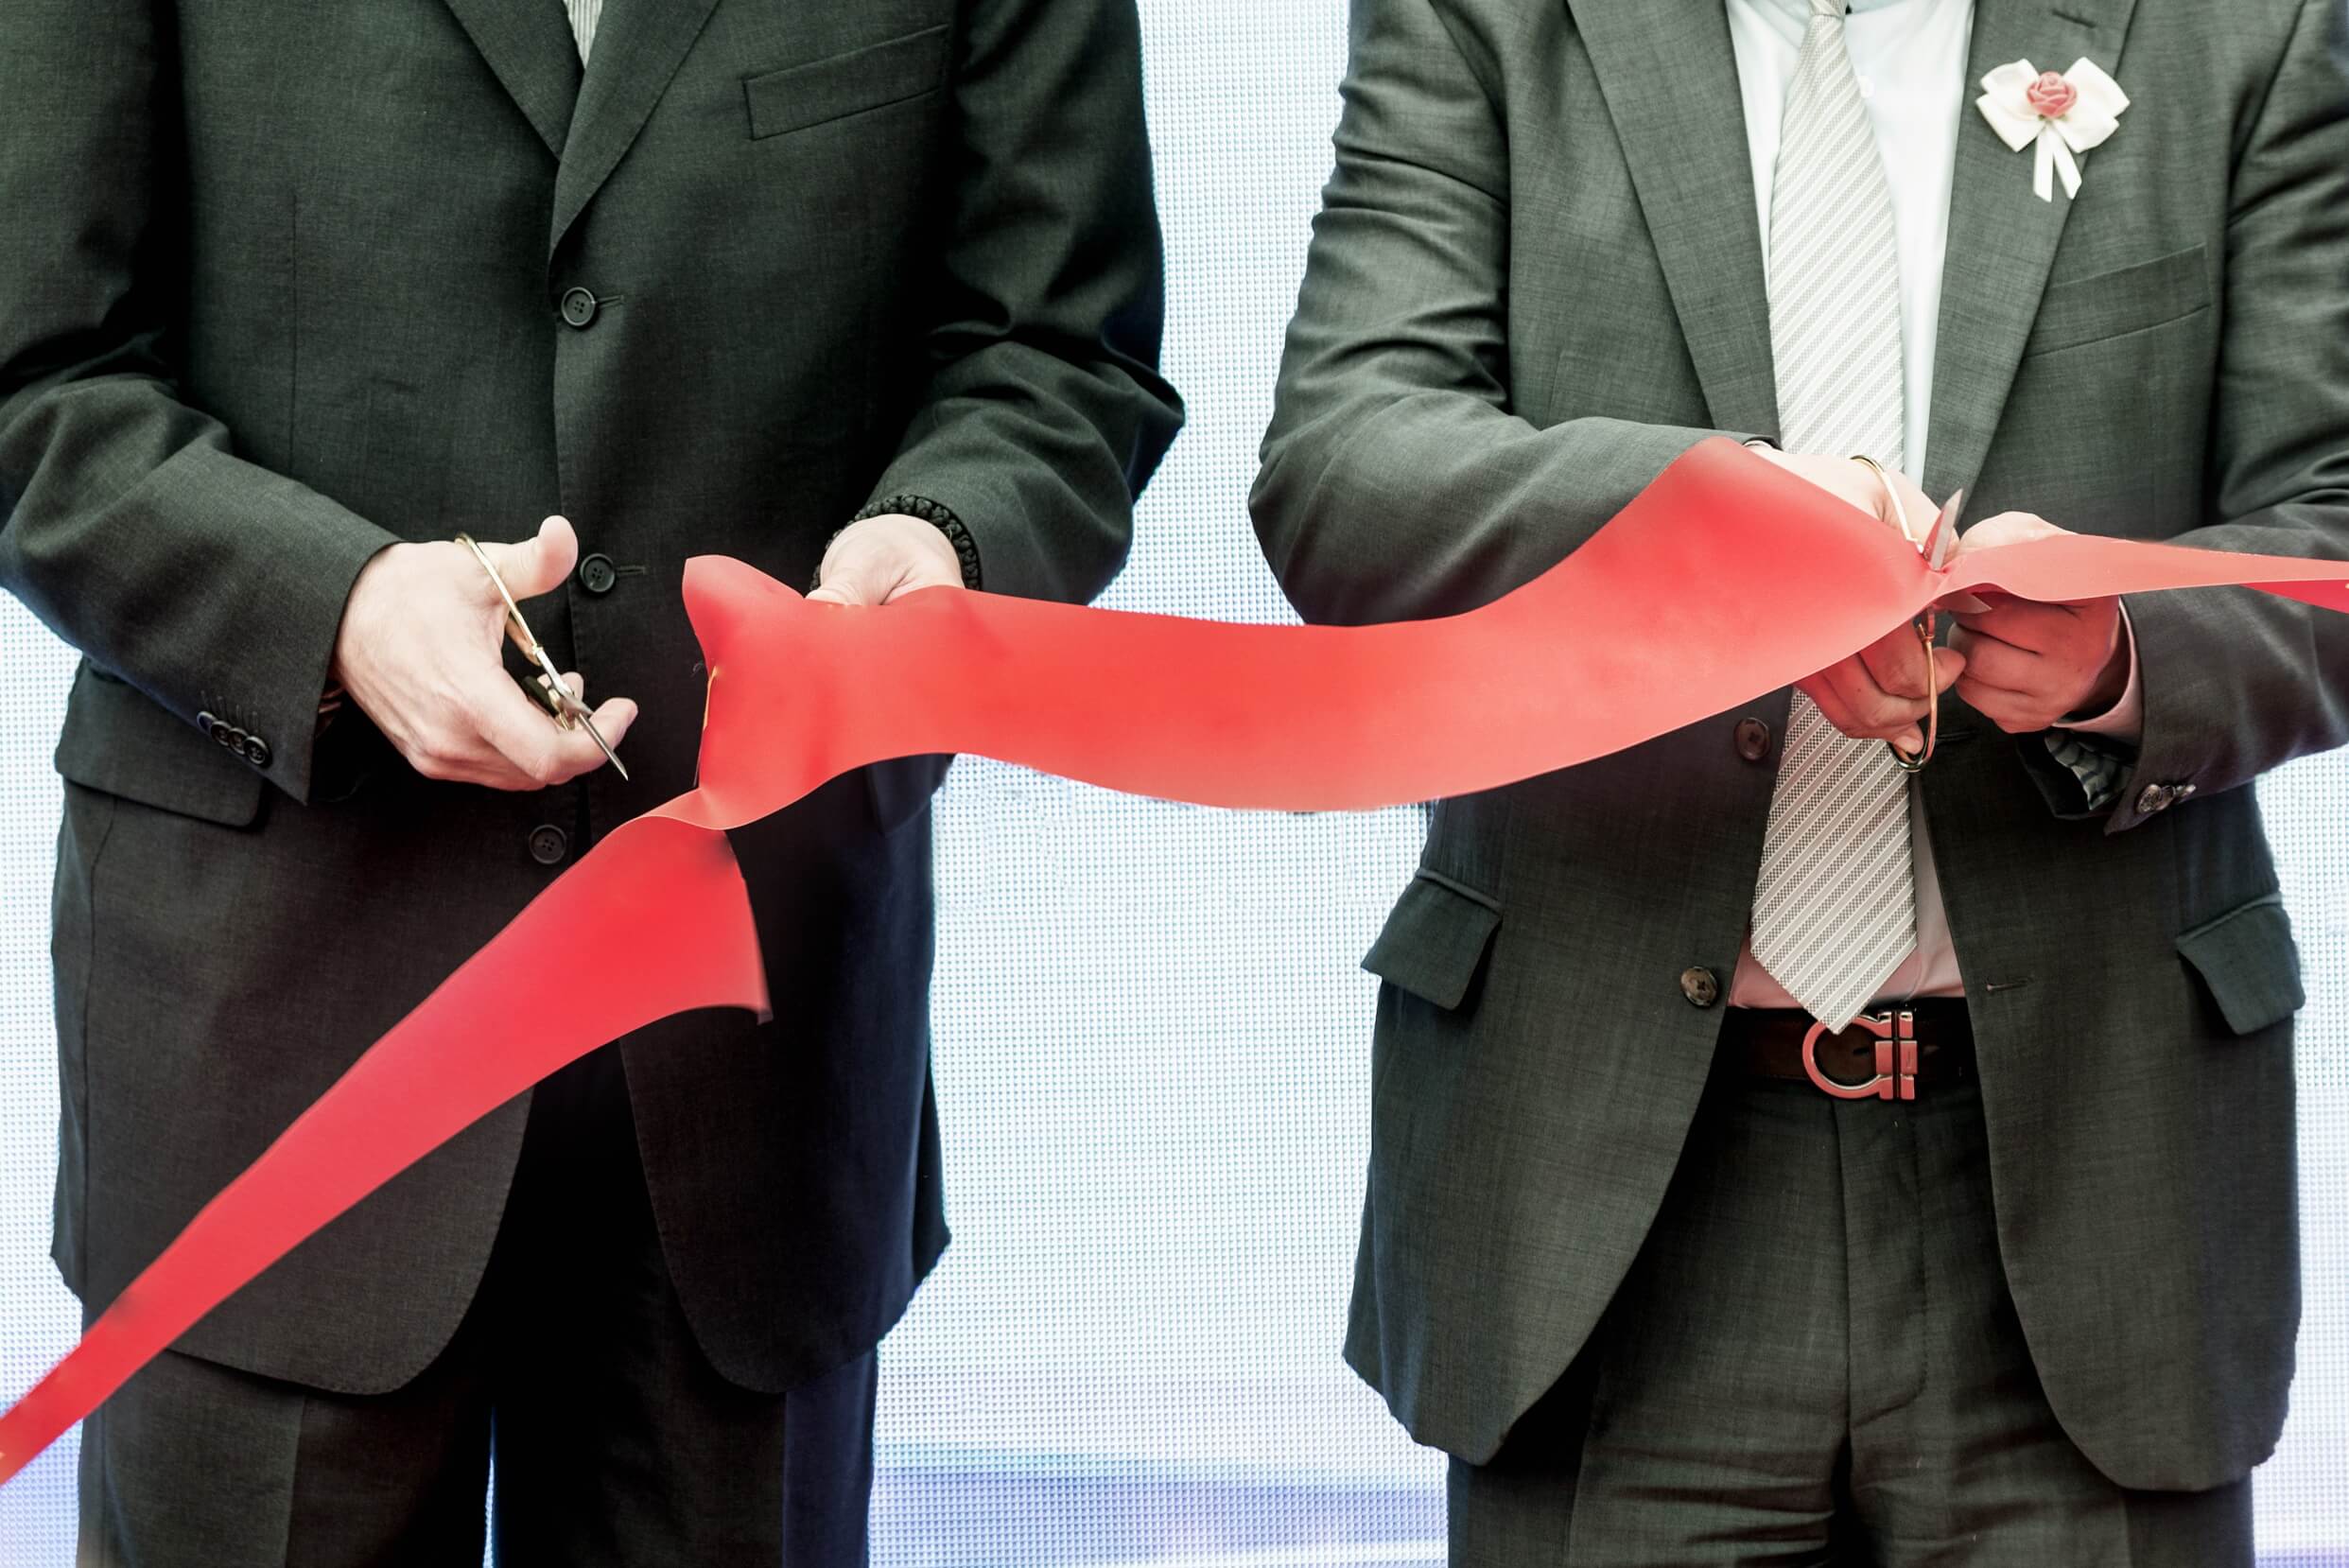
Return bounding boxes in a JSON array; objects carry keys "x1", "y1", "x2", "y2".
[{"x1": 1976, "y1": 58, "x2": 2129, "y2": 201}]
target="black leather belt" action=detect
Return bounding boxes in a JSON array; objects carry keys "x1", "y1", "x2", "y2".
[{"x1": 1722, "y1": 999, "x2": 1975, "y2": 1100}]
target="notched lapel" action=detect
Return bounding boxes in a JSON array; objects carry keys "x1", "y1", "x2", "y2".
[
  {"x1": 551, "y1": 0, "x2": 727, "y2": 256},
  {"x1": 1568, "y1": 0, "x2": 1778, "y2": 439},
  {"x1": 441, "y1": 0, "x2": 582, "y2": 158},
  {"x1": 1923, "y1": 0, "x2": 2139, "y2": 502}
]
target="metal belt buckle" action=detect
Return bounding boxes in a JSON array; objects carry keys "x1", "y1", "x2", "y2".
[{"x1": 1801, "y1": 1010, "x2": 1919, "y2": 1101}]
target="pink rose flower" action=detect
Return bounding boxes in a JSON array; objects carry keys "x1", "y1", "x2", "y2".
[{"x1": 2026, "y1": 70, "x2": 2079, "y2": 119}]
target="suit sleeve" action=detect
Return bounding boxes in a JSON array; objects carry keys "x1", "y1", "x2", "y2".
[
  {"x1": 1249, "y1": 0, "x2": 1745, "y2": 628},
  {"x1": 2097, "y1": 0, "x2": 2349, "y2": 833},
  {"x1": 859, "y1": 0, "x2": 1183, "y2": 607},
  {"x1": 0, "y1": 0, "x2": 397, "y2": 805}
]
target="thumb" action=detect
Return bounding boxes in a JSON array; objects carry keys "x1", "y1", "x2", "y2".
[{"x1": 483, "y1": 515, "x2": 580, "y2": 601}]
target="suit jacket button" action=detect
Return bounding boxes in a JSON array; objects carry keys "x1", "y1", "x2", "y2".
[
  {"x1": 1733, "y1": 717, "x2": 1773, "y2": 763},
  {"x1": 559, "y1": 287, "x2": 599, "y2": 328},
  {"x1": 243, "y1": 735, "x2": 271, "y2": 769},
  {"x1": 2135, "y1": 783, "x2": 2174, "y2": 815},
  {"x1": 578, "y1": 552, "x2": 618, "y2": 595},
  {"x1": 1679, "y1": 967, "x2": 1721, "y2": 1008},
  {"x1": 529, "y1": 824, "x2": 570, "y2": 866}
]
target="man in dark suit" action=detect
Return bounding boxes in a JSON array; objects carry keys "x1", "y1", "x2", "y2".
[
  {"x1": 1254, "y1": 0, "x2": 2346, "y2": 1559},
  {"x1": 0, "y1": 0, "x2": 1177, "y2": 1559}
]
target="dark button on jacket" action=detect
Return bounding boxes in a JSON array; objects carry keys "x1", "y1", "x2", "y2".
[
  {"x1": 1733, "y1": 717, "x2": 1773, "y2": 763},
  {"x1": 1679, "y1": 966, "x2": 1721, "y2": 1008},
  {"x1": 559, "y1": 287, "x2": 598, "y2": 328},
  {"x1": 528, "y1": 824, "x2": 570, "y2": 865},
  {"x1": 578, "y1": 552, "x2": 618, "y2": 595}
]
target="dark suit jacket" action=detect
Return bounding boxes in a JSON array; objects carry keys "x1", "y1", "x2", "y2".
[
  {"x1": 1253, "y1": 0, "x2": 2349, "y2": 1490},
  {"x1": 0, "y1": 0, "x2": 1178, "y2": 1396}
]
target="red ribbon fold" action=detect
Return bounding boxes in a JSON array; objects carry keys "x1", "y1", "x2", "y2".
[{"x1": 4, "y1": 440, "x2": 2342, "y2": 1478}]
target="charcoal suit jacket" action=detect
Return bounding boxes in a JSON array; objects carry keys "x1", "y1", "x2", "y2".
[
  {"x1": 1253, "y1": 0, "x2": 2348, "y2": 1490},
  {"x1": 0, "y1": 0, "x2": 1178, "y2": 1396}
]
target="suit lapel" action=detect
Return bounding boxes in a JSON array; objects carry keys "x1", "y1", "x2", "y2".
[
  {"x1": 1923, "y1": 0, "x2": 2138, "y2": 501},
  {"x1": 550, "y1": 0, "x2": 726, "y2": 256},
  {"x1": 441, "y1": 0, "x2": 581, "y2": 158},
  {"x1": 1570, "y1": 0, "x2": 1779, "y2": 438}
]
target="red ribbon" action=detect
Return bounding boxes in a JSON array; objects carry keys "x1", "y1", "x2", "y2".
[{"x1": 3, "y1": 439, "x2": 2342, "y2": 1478}]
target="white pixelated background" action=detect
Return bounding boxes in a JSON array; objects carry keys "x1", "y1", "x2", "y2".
[{"x1": 4, "y1": 4, "x2": 2346, "y2": 1563}]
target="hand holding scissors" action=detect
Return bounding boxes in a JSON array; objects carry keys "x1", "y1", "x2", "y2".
[
  {"x1": 1746, "y1": 448, "x2": 1967, "y2": 761},
  {"x1": 328, "y1": 516, "x2": 637, "y2": 790}
]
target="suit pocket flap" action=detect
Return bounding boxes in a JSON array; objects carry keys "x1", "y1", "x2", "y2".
[
  {"x1": 55, "y1": 666, "x2": 264, "y2": 828},
  {"x1": 742, "y1": 26, "x2": 951, "y2": 140},
  {"x1": 2175, "y1": 894, "x2": 2304, "y2": 1036},
  {"x1": 1362, "y1": 870, "x2": 1502, "y2": 1011},
  {"x1": 2025, "y1": 244, "x2": 2210, "y2": 357}
]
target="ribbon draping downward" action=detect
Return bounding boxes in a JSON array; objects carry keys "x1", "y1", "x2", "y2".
[{"x1": 3, "y1": 439, "x2": 2344, "y2": 1479}]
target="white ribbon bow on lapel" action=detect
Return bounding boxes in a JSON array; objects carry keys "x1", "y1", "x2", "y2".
[{"x1": 1976, "y1": 58, "x2": 2130, "y2": 201}]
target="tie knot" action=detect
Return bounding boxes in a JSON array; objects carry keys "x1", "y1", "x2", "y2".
[{"x1": 1810, "y1": 0, "x2": 1844, "y2": 17}]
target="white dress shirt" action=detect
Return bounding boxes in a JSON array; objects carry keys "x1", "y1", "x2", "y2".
[{"x1": 1722, "y1": 0, "x2": 2139, "y2": 1011}]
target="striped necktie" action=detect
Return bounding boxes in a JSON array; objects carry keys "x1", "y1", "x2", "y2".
[
  {"x1": 564, "y1": 0, "x2": 603, "y2": 63},
  {"x1": 1746, "y1": 0, "x2": 1917, "y2": 1032}
]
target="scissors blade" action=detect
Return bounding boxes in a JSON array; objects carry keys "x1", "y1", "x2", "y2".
[
  {"x1": 577, "y1": 712, "x2": 630, "y2": 782},
  {"x1": 1925, "y1": 488, "x2": 1964, "y2": 571}
]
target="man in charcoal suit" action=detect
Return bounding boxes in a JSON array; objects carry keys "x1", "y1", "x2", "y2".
[
  {"x1": 1254, "y1": 0, "x2": 2347, "y2": 1559},
  {"x1": 0, "y1": 0, "x2": 1178, "y2": 1559}
]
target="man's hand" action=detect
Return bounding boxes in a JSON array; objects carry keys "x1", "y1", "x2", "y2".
[
  {"x1": 1944, "y1": 511, "x2": 2129, "y2": 733},
  {"x1": 329, "y1": 515, "x2": 637, "y2": 790},
  {"x1": 1749, "y1": 447, "x2": 1966, "y2": 753},
  {"x1": 808, "y1": 514, "x2": 966, "y2": 606}
]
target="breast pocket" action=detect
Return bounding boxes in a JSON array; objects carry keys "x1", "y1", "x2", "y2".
[
  {"x1": 742, "y1": 26, "x2": 951, "y2": 141},
  {"x1": 2023, "y1": 243, "x2": 2211, "y2": 358}
]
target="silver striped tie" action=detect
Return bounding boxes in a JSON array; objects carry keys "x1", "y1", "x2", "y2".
[
  {"x1": 1747, "y1": 0, "x2": 1917, "y2": 1032},
  {"x1": 564, "y1": 0, "x2": 603, "y2": 62}
]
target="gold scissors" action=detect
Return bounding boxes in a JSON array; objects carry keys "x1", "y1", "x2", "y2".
[
  {"x1": 455, "y1": 532, "x2": 630, "y2": 781},
  {"x1": 1851, "y1": 461, "x2": 1962, "y2": 773}
]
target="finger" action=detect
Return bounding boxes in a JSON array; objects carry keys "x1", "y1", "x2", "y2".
[
  {"x1": 1875, "y1": 467, "x2": 1937, "y2": 543},
  {"x1": 478, "y1": 514, "x2": 581, "y2": 602},
  {"x1": 810, "y1": 542, "x2": 892, "y2": 607},
  {"x1": 879, "y1": 564, "x2": 963, "y2": 604},
  {"x1": 462, "y1": 672, "x2": 612, "y2": 790},
  {"x1": 1830, "y1": 653, "x2": 1931, "y2": 734},
  {"x1": 1951, "y1": 599, "x2": 2063, "y2": 654},
  {"x1": 1859, "y1": 628, "x2": 1934, "y2": 700},
  {"x1": 1954, "y1": 676, "x2": 2060, "y2": 734},
  {"x1": 1799, "y1": 670, "x2": 1868, "y2": 739},
  {"x1": 1812, "y1": 657, "x2": 1925, "y2": 740},
  {"x1": 1948, "y1": 629, "x2": 2041, "y2": 692}
]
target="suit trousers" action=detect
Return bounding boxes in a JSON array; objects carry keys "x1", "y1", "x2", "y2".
[
  {"x1": 1447, "y1": 1038, "x2": 2253, "y2": 1567},
  {"x1": 75, "y1": 1045, "x2": 879, "y2": 1567}
]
